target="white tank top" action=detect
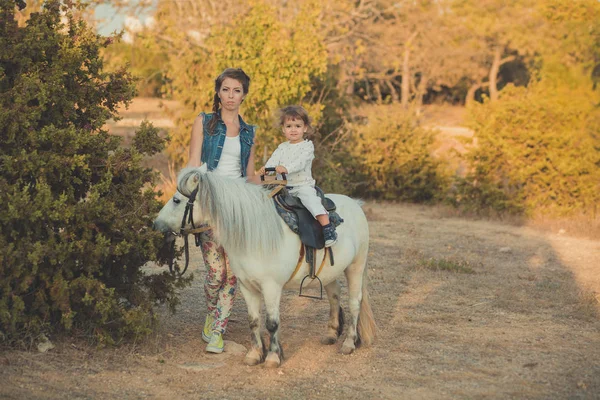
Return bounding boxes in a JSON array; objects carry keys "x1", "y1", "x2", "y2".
[{"x1": 214, "y1": 135, "x2": 242, "y2": 178}]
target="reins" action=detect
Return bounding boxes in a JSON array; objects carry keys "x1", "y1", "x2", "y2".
[{"x1": 167, "y1": 186, "x2": 211, "y2": 277}]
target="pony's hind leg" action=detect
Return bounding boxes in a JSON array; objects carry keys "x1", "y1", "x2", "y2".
[
  {"x1": 262, "y1": 282, "x2": 284, "y2": 368},
  {"x1": 239, "y1": 281, "x2": 265, "y2": 366},
  {"x1": 321, "y1": 280, "x2": 344, "y2": 345},
  {"x1": 341, "y1": 261, "x2": 365, "y2": 355}
]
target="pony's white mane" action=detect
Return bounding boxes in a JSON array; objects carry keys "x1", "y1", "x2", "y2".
[{"x1": 178, "y1": 167, "x2": 283, "y2": 257}]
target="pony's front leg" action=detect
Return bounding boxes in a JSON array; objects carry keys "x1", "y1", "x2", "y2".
[
  {"x1": 322, "y1": 280, "x2": 344, "y2": 345},
  {"x1": 262, "y1": 282, "x2": 284, "y2": 368},
  {"x1": 238, "y1": 281, "x2": 265, "y2": 366}
]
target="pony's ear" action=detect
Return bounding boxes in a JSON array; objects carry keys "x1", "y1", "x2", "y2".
[{"x1": 177, "y1": 167, "x2": 201, "y2": 196}]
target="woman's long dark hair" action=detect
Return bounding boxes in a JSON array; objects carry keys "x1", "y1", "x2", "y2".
[{"x1": 206, "y1": 68, "x2": 251, "y2": 135}]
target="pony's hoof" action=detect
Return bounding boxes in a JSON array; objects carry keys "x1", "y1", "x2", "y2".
[
  {"x1": 321, "y1": 336, "x2": 337, "y2": 345},
  {"x1": 340, "y1": 343, "x2": 355, "y2": 355},
  {"x1": 264, "y1": 353, "x2": 281, "y2": 368},
  {"x1": 244, "y1": 349, "x2": 263, "y2": 366},
  {"x1": 244, "y1": 355, "x2": 262, "y2": 366}
]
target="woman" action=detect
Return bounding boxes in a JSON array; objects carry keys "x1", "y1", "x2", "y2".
[{"x1": 187, "y1": 68, "x2": 257, "y2": 353}]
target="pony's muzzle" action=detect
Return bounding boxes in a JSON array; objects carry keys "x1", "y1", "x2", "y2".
[{"x1": 153, "y1": 220, "x2": 178, "y2": 243}]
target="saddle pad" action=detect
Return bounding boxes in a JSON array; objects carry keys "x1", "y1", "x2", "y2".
[{"x1": 274, "y1": 202, "x2": 344, "y2": 237}]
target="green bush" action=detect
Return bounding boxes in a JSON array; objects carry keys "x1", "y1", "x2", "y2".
[
  {"x1": 454, "y1": 82, "x2": 600, "y2": 216},
  {"x1": 0, "y1": 0, "x2": 187, "y2": 346},
  {"x1": 346, "y1": 105, "x2": 448, "y2": 201}
]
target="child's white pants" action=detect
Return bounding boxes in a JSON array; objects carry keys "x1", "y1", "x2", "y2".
[{"x1": 289, "y1": 185, "x2": 327, "y2": 217}]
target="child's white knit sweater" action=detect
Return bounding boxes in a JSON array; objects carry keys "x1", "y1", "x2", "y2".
[{"x1": 265, "y1": 139, "x2": 315, "y2": 187}]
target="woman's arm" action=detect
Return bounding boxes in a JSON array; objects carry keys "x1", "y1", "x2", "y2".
[
  {"x1": 187, "y1": 115, "x2": 204, "y2": 167},
  {"x1": 246, "y1": 144, "x2": 262, "y2": 184},
  {"x1": 246, "y1": 143, "x2": 257, "y2": 177}
]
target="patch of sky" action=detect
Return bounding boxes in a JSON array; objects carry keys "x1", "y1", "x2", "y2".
[{"x1": 94, "y1": 1, "x2": 156, "y2": 39}]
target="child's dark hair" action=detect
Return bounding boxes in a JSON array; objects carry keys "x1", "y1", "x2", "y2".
[
  {"x1": 207, "y1": 68, "x2": 251, "y2": 135},
  {"x1": 279, "y1": 105, "x2": 313, "y2": 136}
]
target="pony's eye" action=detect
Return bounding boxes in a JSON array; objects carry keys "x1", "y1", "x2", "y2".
[{"x1": 173, "y1": 197, "x2": 181, "y2": 204}]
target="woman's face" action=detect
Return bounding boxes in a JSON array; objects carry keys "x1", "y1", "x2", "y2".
[{"x1": 218, "y1": 78, "x2": 245, "y2": 112}]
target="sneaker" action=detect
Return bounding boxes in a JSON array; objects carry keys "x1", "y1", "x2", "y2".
[
  {"x1": 206, "y1": 331, "x2": 224, "y2": 353},
  {"x1": 202, "y1": 314, "x2": 214, "y2": 343},
  {"x1": 323, "y1": 223, "x2": 338, "y2": 247}
]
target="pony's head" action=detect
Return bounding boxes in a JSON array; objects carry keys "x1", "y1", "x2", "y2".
[{"x1": 153, "y1": 167, "x2": 207, "y2": 240}]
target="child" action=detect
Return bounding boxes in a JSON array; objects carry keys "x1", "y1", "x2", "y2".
[{"x1": 258, "y1": 105, "x2": 337, "y2": 247}]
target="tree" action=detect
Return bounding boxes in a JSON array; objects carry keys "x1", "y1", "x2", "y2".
[
  {"x1": 0, "y1": 0, "x2": 186, "y2": 346},
  {"x1": 320, "y1": 0, "x2": 475, "y2": 110},
  {"x1": 451, "y1": 0, "x2": 542, "y2": 103},
  {"x1": 535, "y1": 0, "x2": 600, "y2": 81}
]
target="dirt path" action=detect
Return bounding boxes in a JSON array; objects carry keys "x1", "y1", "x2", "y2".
[{"x1": 1, "y1": 202, "x2": 599, "y2": 399}]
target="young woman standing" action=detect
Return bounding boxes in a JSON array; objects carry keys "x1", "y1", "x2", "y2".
[{"x1": 187, "y1": 68, "x2": 257, "y2": 353}]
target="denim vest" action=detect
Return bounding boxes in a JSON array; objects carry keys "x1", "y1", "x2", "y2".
[{"x1": 200, "y1": 112, "x2": 256, "y2": 177}]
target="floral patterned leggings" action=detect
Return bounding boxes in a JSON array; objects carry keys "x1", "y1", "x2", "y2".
[{"x1": 200, "y1": 230, "x2": 238, "y2": 335}]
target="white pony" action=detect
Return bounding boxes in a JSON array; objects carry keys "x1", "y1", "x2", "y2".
[{"x1": 153, "y1": 167, "x2": 376, "y2": 368}]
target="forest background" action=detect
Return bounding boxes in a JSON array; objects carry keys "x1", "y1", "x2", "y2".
[{"x1": 16, "y1": 0, "x2": 600, "y2": 218}]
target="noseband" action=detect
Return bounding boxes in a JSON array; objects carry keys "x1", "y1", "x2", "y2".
[{"x1": 167, "y1": 186, "x2": 211, "y2": 277}]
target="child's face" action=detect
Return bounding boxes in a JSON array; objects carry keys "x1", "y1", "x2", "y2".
[{"x1": 282, "y1": 117, "x2": 307, "y2": 144}]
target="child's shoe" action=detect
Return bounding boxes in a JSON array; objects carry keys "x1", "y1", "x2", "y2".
[
  {"x1": 323, "y1": 223, "x2": 337, "y2": 247},
  {"x1": 206, "y1": 331, "x2": 224, "y2": 353},
  {"x1": 202, "y1": 314, "x2": 214, "y2": 343}
]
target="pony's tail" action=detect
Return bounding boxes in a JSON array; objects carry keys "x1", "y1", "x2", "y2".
[{"x1": 357, "y1": 266, "x2": 377, "y2": 346}]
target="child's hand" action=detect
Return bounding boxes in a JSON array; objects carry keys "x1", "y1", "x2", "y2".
[
  {"x1": 275, "y1": 165, "x2": 288, "y2": 174},
  {"x1": 257, "y1": 166, "x2": 266, "y2": 175}
]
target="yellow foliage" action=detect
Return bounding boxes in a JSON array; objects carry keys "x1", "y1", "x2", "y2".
[
  {"x1": 347, "y1": 104, "x2": 448, "y2": 201},
  {"x1": 458, "y1": 79, "x2": 600, "y2": 216}
]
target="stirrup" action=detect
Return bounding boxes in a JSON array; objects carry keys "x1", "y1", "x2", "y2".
[{"x1": 299, "y1": 274, "x2": 323, "y2": 300}]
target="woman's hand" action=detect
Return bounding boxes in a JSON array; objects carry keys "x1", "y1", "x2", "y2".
[
  {"x1": 275, "y1": 165, "x2": 288, "y2": 174},
  {"x1": 257, "y1": 166, "x2": 266, "y2": 176}
]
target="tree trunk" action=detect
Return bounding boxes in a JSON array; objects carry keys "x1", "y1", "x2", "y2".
[
  {"x1": 401, "y1": 32, "x2": 418, "y2": 108},
  {"x1": 374, "y1": 82, "x2": 383, "y2": 104},
  {"x1": 466, "y1": 81, "x2": 490, "y2": 107},
  {"x1": 489, "y1": 46, "x2": 502, "y2": 102},
  {"x1": 466, "y1": 82, "x2": 481, "y2": 107},
  {"x1": 346, "y1": 79, "x2": 354, "y2": 95},
  {"x1": 415, "y1": 74, "x2": 428, "y2": 117},
  {"x1": 402, "y1": 46, "x2": 411, "y2": 109},
  {"x1": 386, "y1": 80, "x2": 399, "y2": 102}
]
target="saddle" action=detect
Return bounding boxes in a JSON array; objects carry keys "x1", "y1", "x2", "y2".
[
  {"x1": 274, "y1": 186, "x2": 338, "y2": 249},
  {"x1": 272, "y1": 186, "x2": 344, "y2": 299}
]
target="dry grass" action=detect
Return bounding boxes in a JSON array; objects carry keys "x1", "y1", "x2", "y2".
[
  {"x1": 415, "y1": 257, "x2": 478, "y2": 274},
  {"x1": 528, "y1": 212, "x2": 600, "y2": 241},
  {"x1": 577, "y1": 288, "x2": 600, "y2": 319}
]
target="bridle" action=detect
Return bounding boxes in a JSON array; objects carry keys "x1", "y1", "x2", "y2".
[{"x1": 167, "y1": 186, "x2": 211, "y2": 277}]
